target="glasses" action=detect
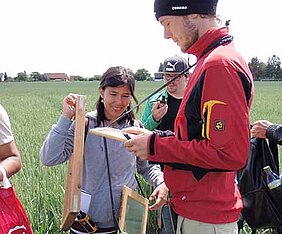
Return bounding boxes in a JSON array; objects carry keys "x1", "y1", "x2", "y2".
[{"x1": 163, "y1": 74, "x2": 182, "y2": 82}]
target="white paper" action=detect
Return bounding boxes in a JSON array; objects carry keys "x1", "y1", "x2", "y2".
[{"x1": 80, "y1": 190, "x2": 91, "y2": 213}]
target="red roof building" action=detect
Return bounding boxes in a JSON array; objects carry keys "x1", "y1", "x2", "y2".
[{"x1": 44, "y1": 73, "x2": 69, "y2": 81}]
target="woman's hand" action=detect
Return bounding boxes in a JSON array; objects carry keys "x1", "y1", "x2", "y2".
[{"x1": 62, "y1": 93, "x2": 78, "y2": 120}]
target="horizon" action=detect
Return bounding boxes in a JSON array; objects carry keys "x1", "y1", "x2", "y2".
[{"x1": 1, "y1": 53, "x2": 280, "y2": 79}]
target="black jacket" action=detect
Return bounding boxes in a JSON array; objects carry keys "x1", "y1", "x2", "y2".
[
  {"x1": 266, "y1": 124, "x2": 282, "y2": 174},
  {"x1": 267, "y1": 124, "x2": 282, "y2": 145}
]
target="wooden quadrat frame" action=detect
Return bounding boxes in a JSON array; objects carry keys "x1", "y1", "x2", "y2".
[
  {"x1": 119, "y1": 185, "x2": 149, "y2": 234},
  {"x1": 61, "y1": 95, "x2": 86, "y2": 231}
]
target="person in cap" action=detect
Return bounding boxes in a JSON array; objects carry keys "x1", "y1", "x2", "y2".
[
  {"x1": 124, "y1": 0, "x2": 254, "y2": 233},
  {"x1": 141, "y1": 55, "x2": 189, "y2": 132},
  {"x1": 141, "y1": 55, "x2": 189, "y2": 233}
]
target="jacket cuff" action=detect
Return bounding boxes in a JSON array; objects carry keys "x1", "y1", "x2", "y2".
[
  {"x1": 156, "y1": 180, "x2": 165, "y2": 187},
  {"x1": 148, "y1": 132, "x2": 156, "y2": 156},
  {"x1": 266, "y1": 124, "x2": 282, "y2": 144},
  {"x1": 151, "y1": 114, "x2": 161, "y2": 124},
  {"x1": 149, "y1": 114, "x2": 161, "y2": 128},
  {"x1": 148, "y1": 130, "x2": 175, "y2": 156}
]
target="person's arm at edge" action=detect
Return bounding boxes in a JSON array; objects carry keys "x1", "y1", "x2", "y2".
[
  {"x1": 266, "y1": 124, "x2": 282, "y2": 145},
  {"x1": 0, "y1": 140, "x2": 21, "y2": 181}
]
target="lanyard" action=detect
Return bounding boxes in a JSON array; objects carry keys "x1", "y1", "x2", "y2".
[
  {"x1": 110, "y1": 35, "x2": 233, "y2": 126},
  {"x1": 102, "y1": 136, "x2": 121, "y2": 232}
]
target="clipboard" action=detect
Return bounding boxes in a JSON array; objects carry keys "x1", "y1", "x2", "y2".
[{"x1": 89, "y1": 127, "x2": 135, "y2": 142}]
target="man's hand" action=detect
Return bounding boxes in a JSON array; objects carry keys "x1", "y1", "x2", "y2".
[
  {"x1": 124, "y1": 131, "x2": 151, "y2": 160},
  {"x1": 251, "y1": 120, "x2": 273, "y2": 138},
  {"x1": 149, "y1": 182, "x2": 169, "y2": 210},
  {"x1": 152, "y1": 101, "x2": 168, "y2": 122}
]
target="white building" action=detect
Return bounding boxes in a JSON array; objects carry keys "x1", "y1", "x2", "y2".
[{"x1": 0, "y1": 73, "x2": 4, "y2": 82}]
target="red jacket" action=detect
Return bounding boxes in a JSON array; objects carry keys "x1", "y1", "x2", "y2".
[{"x1": 148, "y1": 27, "x2": 254, "y2": 224}]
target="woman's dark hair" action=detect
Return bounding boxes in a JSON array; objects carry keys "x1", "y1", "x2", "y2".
[{"x1": 95, "y1": 66, "x2": 139, "y2": 127}]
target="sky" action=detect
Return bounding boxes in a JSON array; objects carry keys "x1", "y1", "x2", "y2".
[{"x1": 1, "y1": 0, "x2": 282, "y2": 78}]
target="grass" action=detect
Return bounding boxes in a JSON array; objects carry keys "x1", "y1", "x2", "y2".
[{"x1": 0, "y1": 81, "x2": 281, "y2": 234}]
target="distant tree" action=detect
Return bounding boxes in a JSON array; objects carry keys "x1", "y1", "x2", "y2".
[
  {"x1": 94, "y1": 75, "x2": 101, "y2": 80},
  {"x1": 248, "y1": 57, "x2": 267, "y2": 80},
  {"x1": 158, "y1": 62, "x2": 163, "y2": 72},
  {"x1": 266, "y1": 55, "x2": 282, "y2": 80},
  {"x1": 146, "y1": 76, "x2": 154, "y2": 81},
  {"x1": 88, "y1": 75, "x2": 101, "y2": 81},
  {"x1": 15, "y1": 72, "x2": 28, "y2": 81},
  {"x1": 4, "y1": 72, "x2": 8, "y2": 81},
  {"x1": 134, "y1": 68, "x2": 152, "y2": 81},
  {"x1": 30, "y1": 72, "x2": 46, "y2": 81},
  {"x1": 72, "y1": 75, "x2": 85, "y2": 81}
]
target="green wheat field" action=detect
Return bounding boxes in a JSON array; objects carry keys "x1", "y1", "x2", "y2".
[{"x1": 1, "y1": 81, "x2": 282, "y2": 234}]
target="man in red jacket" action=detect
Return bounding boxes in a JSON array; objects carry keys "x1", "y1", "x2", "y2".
[{"x1": 124, "y1": 0, "x2": 254, "y2": 233}]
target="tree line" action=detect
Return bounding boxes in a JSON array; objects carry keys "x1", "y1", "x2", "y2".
[
  {"x1": 1, "y1": 68, "x2": 154, "y2": 82},
  {"x1": 1, "y1": 55, "x2": 282, "y2": 82},
  {"x1": 248, "y1": 55, "x2": 282, "y2": 80}
]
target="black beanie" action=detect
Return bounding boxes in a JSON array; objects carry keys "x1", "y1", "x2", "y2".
[{"x1": 154, "y1": 0, "x2": 218, "y2": 21}]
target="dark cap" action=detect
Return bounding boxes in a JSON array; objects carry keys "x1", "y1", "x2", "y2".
[
  {"x1": 154, "y1": 0, "x2": 218, "y2": 21},
  {"x1": 162, "y1": 55, "x2": 188, "y2": 73}
]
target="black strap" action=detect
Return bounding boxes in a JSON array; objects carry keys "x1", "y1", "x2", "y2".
[
  {"x1": 102, "y1": 136, "x2": 121, "y2": 232},
  {"x1": 110, "y1": 35, "x2": 233, "y2": 126},
  {"x1": 200, "y1": 35, "x2": 233, "y2": 58}
]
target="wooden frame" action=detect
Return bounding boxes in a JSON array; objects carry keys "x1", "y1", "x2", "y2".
[
  {"x1": 119, "y1": 186, "x2": 149, "y2": 234},
  {"x1": 61, "y1": 95, "x2": 86, "y2": 231},
  {"x1": 89, "y1": 127, "x2": 135, "y2": 142}
]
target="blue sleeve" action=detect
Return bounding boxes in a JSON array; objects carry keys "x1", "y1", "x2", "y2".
[
  {"x1": 136, "y1": 157, "x2": 164, "y2": 187},
  {"x1": 39, "y1": 115, "x2": 75, "y2": 166}
]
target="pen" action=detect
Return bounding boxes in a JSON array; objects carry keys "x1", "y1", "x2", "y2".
[{"x1": 123, "y1": 133, "x2": 131, "y2": 140}]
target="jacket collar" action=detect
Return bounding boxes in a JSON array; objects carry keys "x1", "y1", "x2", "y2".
[{"x1": 187, "y1": 27, "x2": 230, "y2": 59}]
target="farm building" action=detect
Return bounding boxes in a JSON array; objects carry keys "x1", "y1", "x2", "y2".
[
  {"x1": 154, "y1": 72, "x2": 163, "y2": 81},
  {"x1": 44, "y1": 73, "x2": 69, "y2": 81}
]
